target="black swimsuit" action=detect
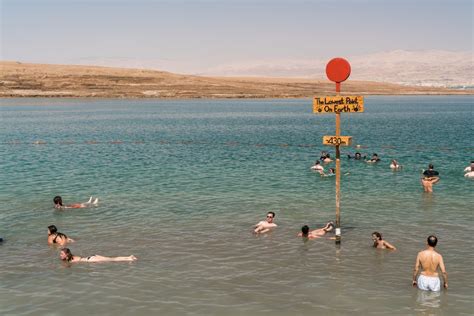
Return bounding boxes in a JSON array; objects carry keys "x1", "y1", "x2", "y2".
[{"x1": 51, "y1": 233, "x2": 66, "y2": 244}]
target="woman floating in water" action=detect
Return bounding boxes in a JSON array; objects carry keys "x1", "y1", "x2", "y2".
[
  {"x1": 54, "y1": 196, "x2": 98, "y2": 209},
  {"x1": 390, "y1": 159, "x2": 402, "y2": 170},
  {"x1": 371, "y1": 232, "x2": 396, "y2": 250},
  {"x1": 60, "y1": 248, "x2": 137, "y2": 263},
  {"x1": 464, "y1": 161, "x2": 474, "y2": 178},
  {"x1": 48, "y1": 225, "x2": 74, "y2": 246}
]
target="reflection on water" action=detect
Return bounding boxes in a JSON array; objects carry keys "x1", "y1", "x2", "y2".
[{"x1": 414, "y1": 289, "x2": 443, "y2": 313}]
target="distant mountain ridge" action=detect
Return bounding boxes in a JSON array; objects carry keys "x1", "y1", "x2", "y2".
[{"x1": 201, "y1": 50, "x2": 473, "y2": 89}]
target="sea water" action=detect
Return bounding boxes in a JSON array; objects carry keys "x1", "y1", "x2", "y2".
[{"x1": 0, "y1": 96, "x2": 472, "y2": 315}]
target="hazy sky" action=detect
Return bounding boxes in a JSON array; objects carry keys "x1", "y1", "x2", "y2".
[{"x1": 1, "y1": 0, "x2": 472, "y2": 72}]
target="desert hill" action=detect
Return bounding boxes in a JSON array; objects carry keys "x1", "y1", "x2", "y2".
[{"x1": 0, "y1": 61, "x2": 471, "y2": 98}]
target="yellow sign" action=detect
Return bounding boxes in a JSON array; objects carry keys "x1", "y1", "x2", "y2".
[
  {"x1": 313, "y1": 96, "x2": 364, "y2": 113},
  {"x1": 323, "y1": 136, "x2": 352, "y2": 146}
]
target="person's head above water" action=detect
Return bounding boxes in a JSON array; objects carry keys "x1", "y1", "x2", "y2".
[
  {"x1": 372, "y1": 232, "x2": 382, "y2": 240},
  {"x1": 428, "y1": 164, "x2": 434, "y2": 170},
  {"x1": 355, "y1": 152, "x2": 361, "y2": 158},
  {"x1": 266, "y1": 211, "x2": 275, "y2": 222},
  {"x1": 301, "y1": 225, "x2": 310, "y2": 237},
  {"x1": 48, "y1": 225, "x2": 58, "y2": 235},
  {"x1": 53, "y1": 196, "x2": 63, "y2": 206},
  {"x1": 427, "y1": 235, "x2": 438, "y2": 247},
  {"x1": 60, "y1": 248, "x2": 73, "y2": 261}
]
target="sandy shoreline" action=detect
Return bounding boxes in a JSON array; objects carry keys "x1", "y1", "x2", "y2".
[{"x1": 1, "y1": 61, "x2": 472, "y2": 99}]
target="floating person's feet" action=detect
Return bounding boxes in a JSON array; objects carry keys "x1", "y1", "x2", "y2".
[
  {"x1": 92, "y1": 198, "x2": 99, "y2": 205},
  {"x1": 86, "y1": 196, "x2": 93, "y2": 204}
]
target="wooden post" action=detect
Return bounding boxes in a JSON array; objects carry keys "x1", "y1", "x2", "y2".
[
  {"x1": 315, "y1": 58, "x2": 361, "y2": 245},
  {"x1": 335, "y1": 111, "x2": 341, "y2": 243}
]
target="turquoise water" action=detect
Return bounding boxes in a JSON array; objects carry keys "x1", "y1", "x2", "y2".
[{"x1": 0, "y1": 96, "x2": 472, "y2": 315}]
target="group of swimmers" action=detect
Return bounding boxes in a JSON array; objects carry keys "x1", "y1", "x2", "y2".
[
  {"x1": 50, "y1": 196, "x2": 137, "y2": 263},
  {"x1": 254, "y1": 211, "x2": 448, "y2": 292},
  {"x1": 311, "y1": 152, "x2": 473, "y2": 193}
]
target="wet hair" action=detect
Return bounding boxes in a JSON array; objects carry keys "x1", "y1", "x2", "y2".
[
  {"x1": 329, "y1": 168, "x2": 335, "y2": 173},
  {"x1": 61, "y1": 248, "x2": 73, "y2": 262},
  {"x1": 301, "y1": 225, "x2": 309, "y2": 237},
  {"x1": 428, "y1": 164, "x2": 434, "y2": 169},
  {"x1": 427, "y1": 235, "x2": 438, "y2": 247},
  {"x1": 372, "y1": 232, "x2": 382, "y2": 247},
  {"x1": 373, "y1": 153, "x2": 378, "y2": 156},
  {"x1": 315, "y1": 161, "x2": 320, "y2": 165},
  {"x1": 48, "y1": 225, "x2": 58, "y2": 234},
  {"x1": 53, "y1": 196, "x2": 63, "y2": 206},
  {"x1": 267, "y1": 211, "x2": 275, "y2": 218},
  {"x1": 355, "y1": 152, "x2": 361, "y2": 156},
  {"x1": 327, "y1": 221, "x2": 335, "y2": 230},
  {"x1": 326, "y1": 153, "x2": 331, "y2": 158}
]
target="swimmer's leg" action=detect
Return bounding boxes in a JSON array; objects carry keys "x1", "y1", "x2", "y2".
[
  {"x1": 86, "y1": 196, "x2": 93, "y2": 204},
  {"x1": 92, "y1": 198, "x2": 99, "y2": 205}
]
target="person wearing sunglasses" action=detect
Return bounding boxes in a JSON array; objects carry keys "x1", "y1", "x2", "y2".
[{"x1": 254, "y1": 211, "x2": 277, "y2": 234}]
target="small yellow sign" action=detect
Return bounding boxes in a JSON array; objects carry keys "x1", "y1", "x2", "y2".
[
  {"x1": 313, "y1": 96, "x2": 364, "y2": 113},
  {"x1": 323, "y1": 136, "x2": 352, "y2": 146}
]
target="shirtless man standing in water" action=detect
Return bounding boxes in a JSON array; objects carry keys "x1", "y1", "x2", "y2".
[{"x1": 412, "y1": 235, "x2": 448, "y2": 291}]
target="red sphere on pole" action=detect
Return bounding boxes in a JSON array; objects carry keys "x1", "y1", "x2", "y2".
[{"x1": 326, "y1": 58, "x2": 351, "y2": 93}]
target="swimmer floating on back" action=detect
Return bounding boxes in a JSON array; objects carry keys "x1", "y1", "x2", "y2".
[
  {"x1": 298, "y1": 222, "x2": 335, "y2": 239},
  {"x1": 310, "y1": 160, "x2": 324, "y2": 172},
  {"x1": 464, "y1": 161, "x2": 474, "y2": 178},
  {"x1": 60, "y1": 248, "x2": 137, "y2": 263},
  {"x1": 254, "y1": 211, "x2": 277, "y2": 234},
  {"x1": 54, "y1": 196, "x2": 98, "y2": 209},
  {"x1": 390, "y1": 159, "x2": 402, "y2": 170}
]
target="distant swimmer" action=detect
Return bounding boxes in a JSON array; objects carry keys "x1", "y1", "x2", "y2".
[
  {"x1": 390, "y1": 159, "x2": 402, "y2": 170},
  {"x1": 464, "y1": 161, "x2": 474, "y2": 173},
  {"x1": 48, "y1": 225, "x2": 74, "y2": 246},
  {"x1": 371, "y1": 232, "x2": 396, "y2": 250},
  {"x1": 421, "y1": 164, "x2": 440, "y2": 192},
  {"x1": 310, "y1": 160, "x2": 324, "y2": 172},
  {"x1": 320, "y1": 168, "x2": 336, "y2": 177},
  {"x1": 60, "y1": 248, "x2": 137, "y2": 263},
  {"x1": 465, "y1": 171, "x2": 474, "y2": 178},
  {"x1": 464, "y1": 161, "x2": 474, "y2": 178},
  {"x1": 347, "y1": 152, "x2": 366, "y2": 160},
  {"x1": 254, "y1": 211, "x2": 277, "y2": 234},
  {"x1": 322, "y1": 153, "x2": 333, "y2": 163},
  {"x1": 54, "y1": 196, "x2": 98, "y2": 209},
  {"x1": 412, "y1": 235, "x2": 448, "y2": 291},
  {"x1": 367, "y1": 153, "x2": 381, "y2": 163},
  {"x1": 298, "y1": 222, "x2": 334, "y2": 239}
]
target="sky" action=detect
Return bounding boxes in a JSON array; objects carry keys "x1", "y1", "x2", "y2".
[{"x1": 1, "y1": 0, "x2": 472, "y2": 73}]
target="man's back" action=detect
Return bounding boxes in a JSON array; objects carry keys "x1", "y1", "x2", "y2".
[{"x1": 418, "y1": 249, "x2": 442, "y2": 276}]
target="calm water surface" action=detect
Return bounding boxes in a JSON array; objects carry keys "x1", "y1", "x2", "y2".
[{"x1": 0, "y1": 97, "x2": 473, "y2": 315}]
